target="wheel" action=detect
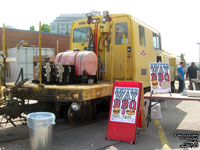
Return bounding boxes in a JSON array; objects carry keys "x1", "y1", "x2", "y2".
[
  {"x1": 63, "y1": 104, "x2": 93, "y2": 125},
  {"x1": 67, "y1": 106, "x2": 79, "y2": 124}
]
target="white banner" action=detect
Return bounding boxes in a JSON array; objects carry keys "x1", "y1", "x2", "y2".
[
  {"x1": 149, "y1": 63, "x2": 171, "y2": 93},
  {"x1": 110, "y1": 87, "x2": 139, "y2": 124}
]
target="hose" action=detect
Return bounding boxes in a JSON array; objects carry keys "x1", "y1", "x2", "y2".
[{"x1": 15, "y1": 68, "x2": 24, "y2": 85}]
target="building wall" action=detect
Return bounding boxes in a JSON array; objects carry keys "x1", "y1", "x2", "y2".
[
  {"x1": 0, "y1": 28, "x2": 70, "y2": 53},
  {"x1": 50, "y1": 11, "x2": 101, "y2": 35},
  {"x1": 50, "y1": 15, "x2": 85, "y2": 35}
]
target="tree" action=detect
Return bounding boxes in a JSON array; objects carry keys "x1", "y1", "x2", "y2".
[
  {"x1": 30, "y1": 26, "x2": 35, "y2": 31},
  {"x1": 180, "y1": 53, "x2": 186, "y2": 66},
  {"x1": 65, "y1": 31, "x2": 70, "y2": 35},
  {"x1": 41, "y1": 24, "x2": 51, "y2": 33}
]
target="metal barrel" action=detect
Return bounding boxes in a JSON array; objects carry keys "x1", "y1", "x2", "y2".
[
  {"x1": 29, "y1": 125, "x2": 53, "y2": 150},
  {"x1": 27, "y1": 112, "x2": 55, "y2": 150}
]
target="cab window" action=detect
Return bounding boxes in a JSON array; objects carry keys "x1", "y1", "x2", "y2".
[
  {"x1": 73, "y1": 27, "x2": 90, "y2": 43},
  {"x1": 139, "y1": 25, "x2": 146, "y2": 46},
  {"x1": 115, "y1": 23, "x2": 128, "y2": 45},
  {"x1": 153, "y1": 33, "x2": 161, "y2": 50}
]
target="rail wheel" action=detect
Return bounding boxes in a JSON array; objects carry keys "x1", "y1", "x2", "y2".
[
  {"x1": 67, "y1": 106, "x2": 79, "y2": 124},
  {"x1": 64, "y1": 104, "x2": 93, "y2": 124}
]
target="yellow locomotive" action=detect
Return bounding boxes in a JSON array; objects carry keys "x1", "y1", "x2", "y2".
[
  {"x1": 69, "y1": 12, "x2": 177, "y2": 88},
  {"x1": 1, "y1": 12, "x2": 179, "y2": 124}
]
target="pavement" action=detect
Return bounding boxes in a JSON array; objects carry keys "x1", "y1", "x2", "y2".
[{"x1": 0, "y1": 81, "x2": 200, "y2": 150}]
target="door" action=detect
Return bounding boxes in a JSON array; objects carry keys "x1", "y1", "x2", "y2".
[{"x1": 112, "y1": 16, "x2": 132, "y2": 79}]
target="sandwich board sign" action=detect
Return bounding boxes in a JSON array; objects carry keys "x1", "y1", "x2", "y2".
[
  {"x1": 106, "y1": 81, "x2": 142, "y2": 143},
  {"x1": 149, "y1": 63, "x2": 171, "y2": 94}
]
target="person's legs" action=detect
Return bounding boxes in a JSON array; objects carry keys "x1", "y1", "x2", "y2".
[
  {"x1": 178, "y1": 79, "x2": 184, "y2": 93},
  {"x1": 178, "y1": 79, "x2": 181, "y2": 93},
  {"x1": 189, "y1": 79, "x2": 194, "y2": 90},
  {"x1": 181, "y1": 80, "x2": 184, "y2": 92}
]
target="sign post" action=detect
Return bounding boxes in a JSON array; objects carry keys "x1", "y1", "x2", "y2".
[{"x1": 106, "y1": 81, "x2": 142, "y2": 144}]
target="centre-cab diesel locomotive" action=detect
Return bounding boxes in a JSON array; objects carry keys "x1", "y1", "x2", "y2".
[{"x1": 2, "y1": 12, "x2": 179, "y2": 125}]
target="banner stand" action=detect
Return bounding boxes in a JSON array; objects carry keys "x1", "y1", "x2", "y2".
[
  {"x1": 140, "y1": 86, "x2": 146, "y2": 128},
  {"x1": 149, "y1": 62, "x2": 172, "y2": 94},
  {"x1": 106, "y1": 81, "x2": 142, "y2": 144}
]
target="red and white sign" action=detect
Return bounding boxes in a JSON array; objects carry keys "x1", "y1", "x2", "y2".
[
  {"x1": 149, "y1": 63, "x2": 171, "y2": 93},
  {"x1": 110, "y1": 87, "x2": 139, "y2": 124},
  {"x1": 106, "y1": 81, "x2": 142, "y2": 143}
]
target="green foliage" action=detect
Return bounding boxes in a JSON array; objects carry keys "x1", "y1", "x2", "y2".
[
  {"x1": 30, "y1": 24, "x2": 51, "y2": 32},
  {"x1": 30, "y1": 26, "x2": 35, "y2": 31},
  {"x1": 65, "y1": 31, "x2": 70, "y2": 35},
  {"x1": 180, "y1": 53, "x2": 186, "y2": 66},
  {"x1": 41, "y1": 24, "x2": 51, "y2": 33}
]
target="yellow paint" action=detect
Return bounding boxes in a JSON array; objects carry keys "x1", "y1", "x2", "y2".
[
  {"x1": 2, "y1": 24, "x2": 5, "y2": 57},
  {"x1": 73, "y1": 93, "x2": 79, "y2": 100},
  {"x1": 111, "y1": 32, "x2": 114, "y2": 81},
  {"x1": 123, "y1": 34, "x2": 127, "y2": 80},
  {"x1": 111, "y1": 16, "x2": 131, "y2": 80},
  {"x1": 6, "y1": 81, "x2": 113, "y2": 101},
  {"x1": 39, "y1": 22, "x2": 42, "y2": 85},
  {"x1": 154, "y1": 120, "x2": 171, "y2": 150},
  {"x1": 70, "y1": 14, "x2": 177, "y2": 88},
  {"x1": 57, "y1": 40, "x2": 59, "y2": 55},
  {"x1": 0, "y1": 87, "x2": 6, "y2": 106},
  {"x1": 0, "y1": 24, "x2": 6, "y2": 86}
]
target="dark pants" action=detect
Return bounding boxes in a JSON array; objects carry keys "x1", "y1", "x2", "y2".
[
  {"x1": 189, "y1": 79, "x2": 197, "y2": 90},
  {"x1": 189, "y1": 79, "x2": 194, "y2": 90},
  {"x1": 178, "y1": 79, "x2": 184, "y2": 93}
]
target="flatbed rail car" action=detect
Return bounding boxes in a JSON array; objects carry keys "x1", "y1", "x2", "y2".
[
  {"x1": 6, "y1": 81, "x2": 113, "y2": 102},
  {"x1": 5, "y1": 81, "x2": 113, "y2": 124}
]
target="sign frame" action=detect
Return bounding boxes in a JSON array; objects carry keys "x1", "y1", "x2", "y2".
[
  {"x1": 149, "y1": 62, "x2": 171, "y2": 94},
  {"x1": 106, "y1": 81, "x2": 142, "y2": 144}
]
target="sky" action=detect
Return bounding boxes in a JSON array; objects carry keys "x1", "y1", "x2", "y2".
[{"x1": 1, "y1": 0, "x2": 200, "y2": 63}]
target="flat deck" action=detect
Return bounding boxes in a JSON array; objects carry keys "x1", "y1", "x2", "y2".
[{"x1": 6, "y1": 81, "x2": 113, "y2": 102}]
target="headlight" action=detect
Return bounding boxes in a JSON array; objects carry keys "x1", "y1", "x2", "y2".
[
  {"x1": 102, "y1": 18, "x2": 106, "y2": 23},
  {"x1": 92, "y1": 19, "x2": 97, "y2": 24},
  {"x1": 71, "y1": 102, "x2": 80, "y2": 111},
  {"x1": 103, "y1": 11, "x2": 109, "y2": 16},
  {"x1": 86, "y1": 13, "x2": 93, "y2": 17}
]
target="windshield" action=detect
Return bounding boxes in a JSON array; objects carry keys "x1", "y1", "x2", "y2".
[{"x1": 73, "y1": 27, "x2": 91, "y2": 43}]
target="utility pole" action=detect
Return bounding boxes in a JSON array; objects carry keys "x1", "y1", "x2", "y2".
[
  {"x1": 197, "y1": 43, "x2": 200, "y2": 68},
  {"x1": 39, "y1": 22, "x2": 42, "y2": 85}
]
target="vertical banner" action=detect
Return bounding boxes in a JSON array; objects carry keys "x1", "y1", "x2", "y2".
[
  {"x1": 106, "y1": 81, "x2": 142, "y2": 143},
  {"x1": 149, "y1": 62, "x2": 171, "y2": 93}
]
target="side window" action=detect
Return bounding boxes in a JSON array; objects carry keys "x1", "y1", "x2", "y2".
[
  {"x1": 115, "y1": 23, "x2": 128, "y2": 45},
  {"x1": 139, "y1": 25, "x2": 146, "y2": 46},
  {"x1": 73, "y1": 27, "x2": 90, "y2": 43},
  {"x1": 153, "y1": 33, "x2": 162, "y2": 50}
]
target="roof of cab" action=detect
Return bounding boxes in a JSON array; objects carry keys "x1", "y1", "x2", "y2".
[{"x1": 73, "y1": 13, "x2": 160, "y2": 34}]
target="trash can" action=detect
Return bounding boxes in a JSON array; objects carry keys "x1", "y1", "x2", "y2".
[{"x1": 27, "y1": 112, "x2": 56, "y2": 150}]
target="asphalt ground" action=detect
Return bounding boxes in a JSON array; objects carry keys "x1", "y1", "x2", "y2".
[{"x1": 0, "y1": 81, "x2": 200, "y2": 150}]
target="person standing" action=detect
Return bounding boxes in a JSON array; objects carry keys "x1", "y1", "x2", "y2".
[
  {"x1": 177, "y1": 62, "x2": 185, "y2": 93},
  {"x1": 186, "y1": 62, "x2": 197, "y2": 90}
]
